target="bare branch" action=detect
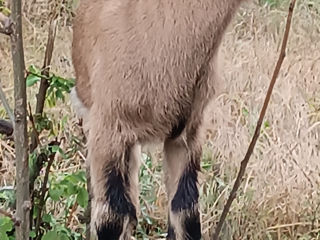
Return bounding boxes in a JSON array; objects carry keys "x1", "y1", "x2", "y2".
[
  {"x1": 10, "y1": 0, "x2": 30, "y2": 238},
  {"x1": 211, "y1": 1, "x2": 297, "y2": 239}
]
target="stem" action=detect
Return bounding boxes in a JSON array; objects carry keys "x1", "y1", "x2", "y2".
[
  {"x1": 10, "y1": 0, "x2": 30, "y2": 239},
  {"x1": 30, "y1": 18, "x2": 57, "y2": 152},
  {"x1": 211, "y1": 1, "x2": 297, "y2": 239}
]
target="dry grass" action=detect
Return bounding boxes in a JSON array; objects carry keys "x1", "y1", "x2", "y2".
[{"x1": 1, "y1": 0, "x2": 320, "y2": 239}]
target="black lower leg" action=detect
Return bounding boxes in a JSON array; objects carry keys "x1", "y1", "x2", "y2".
[
  {"x1": 170, "y1": 161, "x2": 201, "y2": 240},
  {"x1": 96, "y1": 148, "x2": 137, "y2": 239}
]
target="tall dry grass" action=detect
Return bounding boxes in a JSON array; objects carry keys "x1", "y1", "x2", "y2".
[{"x1": 0, "y1": 0, "x2": 319, "y2": 239}]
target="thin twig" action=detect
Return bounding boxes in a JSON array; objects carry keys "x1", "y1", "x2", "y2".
[
  {"x1": 25, "y1": 70, "x2": 50, "y2": 81},
  {"x1": 0, "y1": 81, "x2": 14, "y2": 124},
  {"x1": 30, "y1": 17, "x2": 57, "y2": 152},
  {"x1": 211, "y1": 1, "x2": 297, "y2": 239},
  {"x1": 28, "y1": 103, "x2": 41, "y2": 147},
  {"x1": 34, "y1": 143, "x2": 59, "y2": 239},
  {"x1": 267, "y1": 222, "x2": 320, "y2": 231},
  {"x1": 0, "y1": 208, "x2": 21, "y2": 226}
]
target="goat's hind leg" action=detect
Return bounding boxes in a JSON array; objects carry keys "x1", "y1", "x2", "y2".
[
  {"x1": 164, "y1": 129, "x2": 202, "y2": 240},
  {"x1": 88, "y1": 118, "x2": 141, "y2": 240}
]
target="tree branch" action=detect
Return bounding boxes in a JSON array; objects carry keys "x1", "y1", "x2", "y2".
[
  {"x1": 30, "y1": 18, "x2": 57, "y2": 152},
  {"x1": 211, "y1": 1, "x2": 297, "y2": 239},
  {"x1": 10, "y1": 0, "x2": 30, "y2": 239},
  {"x1": 34, "y1": 153, "x2": 54, "y2": 238},
  {"x1": 34, "y1": 140, "x2": 60, "y2": 240}
]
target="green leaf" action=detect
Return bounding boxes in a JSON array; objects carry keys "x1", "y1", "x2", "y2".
[
  {"x1": 42, "y1": 230, "x2": 58, "y2": 240},
  {"x1": 26, "y1": 74, "x2": 40, "y2": 87},
  {"x1": 42, "y1": 214, "x2": 55, "y2": 225},
  {"x1": 264, "y1": 120, "x2": 270, "y2": 128},
  {"x1": 0, "y1": 7, "x2": 11, "y2": 16},
  {"x1": 50, "y1": 145, "x2": 60, "y2": 153},
  {"x1": 58, "y1": 232, "x2": 71, "y2": 240},
  {"x1": 55, "y1": 89, "x2": 64, "y2": 101},
  {"x1": 0, "y1": 232, "x2": 9, "y2": 240},
  {"x1": 76, "y1": 187, "x2": 88, "y2": 208},
  {"x1": 28, "y1": 64, "x2": 41, "y2": 74},
  {"x1": 49, "y1": 188, "x2": 63, "y2": 201},
  {"x1": 66, "y1": 184, "x2": 78, "y2": 196},
  {"x1": 30, "y1": 231, "x2": 36, "y2": 238},
  {"x1": 72, "y1": 171, "x2": 86, "y2": 183},
  {"x1": 242, "y1": 107, "x2": 249, "y2": 117},
  {"x1": 0, "y1": 217, "x2": 13, "y2": 232}
]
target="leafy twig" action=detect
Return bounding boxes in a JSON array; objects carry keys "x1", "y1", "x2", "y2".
[
  {"x1": 211, "y1": 1, "x2": 297, "y2": 239},
  {"x1": 34, "y1": 141, "x2": 60, "y2": 239},
  {"x1": 30, "y1": 18, "x2": 57, "y2": 152},
  {"x1": 28, "y1": 17, "x2": 58, "y2": 233},
  {"x1": 25, "y1": 70, "x2": 50, "y2": 81}
]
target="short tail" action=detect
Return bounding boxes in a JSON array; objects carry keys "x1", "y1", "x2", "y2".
[{"x1": 70, "y1": 87, "x2": 89, "y2": 120}]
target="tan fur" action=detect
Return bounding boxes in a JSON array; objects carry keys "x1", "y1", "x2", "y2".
[
  {"x1": 128, "y1": 143, "x2": 142, "y2": 216},
  {"x1": 72, "y1": 0, "x2": 246, "y2": 239},
  {"x1": 163, "y1": 136, "x2": 197, "y2": 239}
]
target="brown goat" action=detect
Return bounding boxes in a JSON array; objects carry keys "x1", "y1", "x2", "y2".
[{"x1": 71, "y1": 0, "x2": 246, "y2": 239}]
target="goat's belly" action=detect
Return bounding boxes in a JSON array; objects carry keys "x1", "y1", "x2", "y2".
[{"x1": 114, "y1": 88, "x2": 193, "y2": 141}]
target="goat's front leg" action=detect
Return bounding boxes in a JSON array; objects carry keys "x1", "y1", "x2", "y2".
[
  {"x1": 164, "y1": 132, "x2": 202, "y2": 240},
  {"x1": 87, "y1": 118, "x2": 141, "y2": 240}
]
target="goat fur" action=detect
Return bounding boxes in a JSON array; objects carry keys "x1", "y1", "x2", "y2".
[{"x1": 71, "y1": 0, "x2": 246, "y2": 239}]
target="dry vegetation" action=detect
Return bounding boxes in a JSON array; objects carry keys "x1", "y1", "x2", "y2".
[{"x1": 0, "y1": 0, "x2": 320, "y2": 239}]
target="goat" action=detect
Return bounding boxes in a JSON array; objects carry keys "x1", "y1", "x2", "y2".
[{"x1": 71, "y1": 0, "x2": 246, "y2": 239}]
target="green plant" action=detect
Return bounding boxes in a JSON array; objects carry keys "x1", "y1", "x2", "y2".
[
  {"x1": 34, "y1": 170, "x2": 88, "y2": 240},
  {"x1": 26, "y1": 65, "x2": 75, "y2": 107},
  {"x1": 25, "y1": 67, "x2": 86, "y2": 239},
  {"x1": 0, "y1": 217, "x2": 13, "y2": 240}
]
